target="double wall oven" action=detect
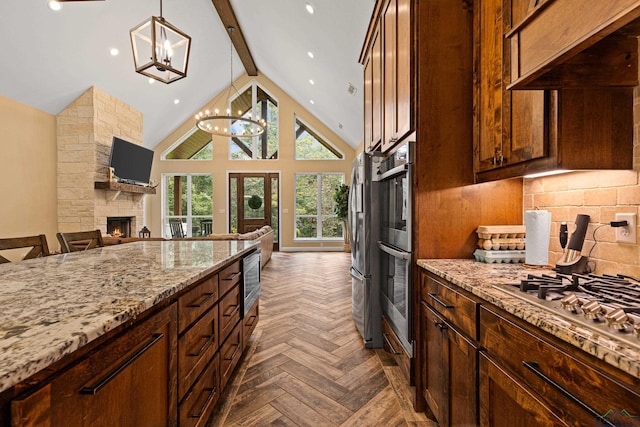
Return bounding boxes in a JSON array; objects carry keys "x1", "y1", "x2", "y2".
[{"x1": 375, "y1": 142, "x2": 413, "y2": 356}]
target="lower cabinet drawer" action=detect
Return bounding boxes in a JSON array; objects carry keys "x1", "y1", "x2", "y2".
[
  {"x1": 219, "y1": 285, "x2": 241, "y2": 342},
  {"x1": 178, "y1": 304, "x2": 219, "y2": 399},
  {"x1": 178, "y1": 274, "x2": 219, "y2": 333},
  {"x1": 243, "y1": 300, "x2": 259, "y2": 348},
  {"x1": 220, "y1": 321, "x2": 243, "y2": 390},
  {"x1": 480, "y1": 306, "x2": 640, "y2": 424},
  {"x1": 179, "y1": 352, "x2": 220, "y2": 427},
  {"x1": 219, "y1": 260, "x2": 241, "y2": 296}
]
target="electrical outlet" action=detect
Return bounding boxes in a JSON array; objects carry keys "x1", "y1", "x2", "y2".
[{"x1": 615, "y1": 213, "x2": 637, "y2": 244}]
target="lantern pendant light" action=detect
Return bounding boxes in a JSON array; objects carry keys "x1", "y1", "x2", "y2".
[{"x1": 130, "y1": 0, "x2": 191, "y2": 84}]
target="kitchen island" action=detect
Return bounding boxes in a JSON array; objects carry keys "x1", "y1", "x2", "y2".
[
  {"x1": 0, "y1": 239, "x2": 259, "y2": 426},
  {"x1": 418, "y1": 259, "x2": 640, "y2": 426}
]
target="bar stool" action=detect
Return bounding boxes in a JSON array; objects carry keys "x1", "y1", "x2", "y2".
[
  {"x1": 0, "y1": 235, "x2": 50, "y2": 264},
  {"x1": 57, "y1": 230, "x2": 104, "y2": 253}
]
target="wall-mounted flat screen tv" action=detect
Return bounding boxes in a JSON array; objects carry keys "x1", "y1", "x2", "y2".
[{"x1": 109, "y1": 137, "x2": 154, "y2": 186}]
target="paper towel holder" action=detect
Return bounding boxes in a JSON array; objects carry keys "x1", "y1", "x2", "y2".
[{"x1": 554, "y1": 214, "x2": 590, "y2": 274}]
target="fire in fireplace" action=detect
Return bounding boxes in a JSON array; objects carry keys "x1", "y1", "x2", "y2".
[{"x1": 107, "y1": 217, "x2": 133, "y2": 238}]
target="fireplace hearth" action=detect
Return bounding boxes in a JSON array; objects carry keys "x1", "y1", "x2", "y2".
[{"x1": 107, "y1": 217, "x2": 133, "y2": 238}]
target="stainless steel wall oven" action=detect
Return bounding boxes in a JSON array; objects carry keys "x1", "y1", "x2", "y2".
[{"x1": 375, "y1": 141, "x2": 413, "y2": 355}]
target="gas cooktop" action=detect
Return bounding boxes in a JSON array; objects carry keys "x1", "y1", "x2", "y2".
[{"x1": 494, "y1": 273, "x2": 640, "y2": 351}]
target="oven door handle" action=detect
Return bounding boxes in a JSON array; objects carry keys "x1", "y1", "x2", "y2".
[
  {"x1": 377, "y1": 241, "x2": 410, "y2": 260},
  {"x1": 377, "y1": 163, "x2": 409, "y2": 181}
]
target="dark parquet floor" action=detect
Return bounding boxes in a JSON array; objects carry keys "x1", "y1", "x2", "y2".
[{"x1": 209, "y1": 251, "x2": 437, "y2": 426}]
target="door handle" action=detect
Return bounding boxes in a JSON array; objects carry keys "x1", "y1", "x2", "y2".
[{"x1": 377, "y1": 241, "x2": 410, "y2": 260}]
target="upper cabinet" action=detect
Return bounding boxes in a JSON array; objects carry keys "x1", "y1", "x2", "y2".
[
  {"x1": 363, "y1": 24, "x2": 382, "y2": 153},
  {"x1": 361, "y1": 0, "x2": 415, "y2": 154},
  {"x1": 506, "y1": 0, "x2": 640, "y2": 89},
  {"x1": 473, "y1": 0, "x2": 635, "y2": 182}
]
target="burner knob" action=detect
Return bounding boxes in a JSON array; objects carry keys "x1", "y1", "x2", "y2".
[
  {"x1": 605, "y1": 308, "x2": 633, "y2": 331},
  {"x1": 580, "y1": 300, "x2": 606, "y2": 321},
  {"x1": 560, "y1": 293, "x2": 582, "y2": 312}
]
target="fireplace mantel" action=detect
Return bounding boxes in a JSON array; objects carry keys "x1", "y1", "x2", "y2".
[{"x1": 94, "y1": 181, "x2": 156, "y2": 202}]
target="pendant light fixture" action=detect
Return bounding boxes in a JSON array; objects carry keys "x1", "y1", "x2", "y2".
[
  {"x1": 195, "y1": 27, "x2": 266, "y2": 138},
  {"x1": 130, "y1": 0, "x2": 191, "y2": 84}
]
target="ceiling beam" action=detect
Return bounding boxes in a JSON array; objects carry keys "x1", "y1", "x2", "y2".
[{"x1": 210, "y1": 0, "x2": 258, "y2": 76}]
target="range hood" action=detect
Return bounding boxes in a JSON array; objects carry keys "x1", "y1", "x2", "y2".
[{"x1": 506, "y1": 0, "x2": 640, "y2": 89}]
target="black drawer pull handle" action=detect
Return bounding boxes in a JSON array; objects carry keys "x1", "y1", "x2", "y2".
[
  {"x1": 223, "y1": 271, "x2": 241, "y2": 281},
  {"x1": 246, "y1": 315, "x2": 257, "y2": 327},
  {"x1": 190, "y1": 333, "x2": 215, "y2": 357},
  {"x1": 223, "y1": 303, "x2": 239, "y2": 317},
  {"x1": 428, "y1": 293, "x2": 454, "y2": 309},
  {"x1": 79, "y1": 333, "x2": 164, "y2": 395},
  {"x1": 433, "y1": 320, "x2": 448, "y2": 331},
  {"x1": 522, "y1": 361, "x2": 615, "y2": 427},
  {"x1": 224, "y1": 343, "x2": 241, "y2": 361},
  {"x1": 189, "y1": 387, "x2": 217, "y2": 419},
  {"x1": 382, "y1": 333, "x2": 401, "y2": 355},
  {"x1": 188, "y1": 292, "x2": 216, "y2": 308}
]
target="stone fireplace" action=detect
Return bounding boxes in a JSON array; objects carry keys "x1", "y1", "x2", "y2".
[
  {"x1": 107, "y1": 217, "x2": 133, "y2": 238},
  {"x1": 56, "y1": 86, "x2": 146, "y2": 236}
]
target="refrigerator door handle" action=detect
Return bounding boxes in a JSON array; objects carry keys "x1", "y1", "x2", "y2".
[
  {"x1": 377, "y1": 241, "x2": 410, "y2": 260},
  {"x1": 349, "y1": 266, "x2": 364, "y2": 280}
]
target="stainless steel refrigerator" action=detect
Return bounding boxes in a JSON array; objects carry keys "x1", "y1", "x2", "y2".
[{"x1": 348, "y1": 152, "x2": 382, "y2": 348}]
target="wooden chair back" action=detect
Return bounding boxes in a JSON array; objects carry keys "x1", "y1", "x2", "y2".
[
  {"x1": 57, "y1": 230, "x2": 104, "y2": 253},
  {"x1": 200, "y1": 219, "x2": 213, "y2": 236},
  {"x1": 168, "y1": 219, "x2": 185, "y2": 238},
  {"x1": 0, "y1": 235, "x2": 50, "y2": 264}
]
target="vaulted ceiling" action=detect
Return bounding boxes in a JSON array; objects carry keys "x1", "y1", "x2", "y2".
[{"x1": 0, "y1": 0, "x2": 375, "y2": 149}]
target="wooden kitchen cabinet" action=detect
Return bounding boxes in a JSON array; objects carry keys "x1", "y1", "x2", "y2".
[
  {"x1": 420, "y1": 271, "x2": 479, "y2": 426},
  {"x1": 422, "y1": 303, "x2": 478, "y2": 427},
  {"x1": 11, "y1": 304, "x2": 178, "y2": 427},
  {"x1": 473, "y1": 0, "x2": 634, "y2": 182},
  {"x1": 382, "y1": 0, "x2": 414, "y2": 153},
  {"x1": 362, "y1": 0, "x2": 414, "y2": 154},
  {"x1": 363, "y1": 23, "x2": 382, "y2": 153},
  {"x1": 479, "y1": 306, "x2": 640, "y2": 426}
]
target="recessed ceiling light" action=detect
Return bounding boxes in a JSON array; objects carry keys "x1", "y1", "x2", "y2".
[
  {"x1": 109, "y1": 48, "x2": 119, "y2": 56},
  {"x1": 307, "y1": 51, "x2": 314, "y2": 59},
  {"x1": 148, "y1": 78, "x2": 155, "y2": 84},
  {"x1": 174, "y1": 99, "x2": 180, "y2": 105},
  {"x1": 305, "y1": 3, "x2": 314, "y2": 14},
  {"x1": 48, "y1": 1, "x2": 62, "y2": 11},
  {"x1": 309, "y1": 79, "x2": 315, "y2": 85},
  {"x1": 309, "y1": 100, "x2": 315, "y2": 105}
]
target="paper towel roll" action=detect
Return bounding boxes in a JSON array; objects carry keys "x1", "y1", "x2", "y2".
[{"x1": 525, "y1": 210, "x2": 551, "y2": 265}]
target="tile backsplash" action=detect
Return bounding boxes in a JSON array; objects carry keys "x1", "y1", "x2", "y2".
[{"x1": 523, "y1": 87, "x2": 640, "y2": 277}]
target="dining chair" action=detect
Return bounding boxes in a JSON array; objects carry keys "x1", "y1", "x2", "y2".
[
  {"x1": 57, "y1": 230, "x2": 104, "y2": 253},
  {"x1": 0, "y1": 235, "x2": 51, "y2": 264},
  {"x1": 200, "y1": 219, "x2": 213, "y2": 236},
  {"x1": 168, "y1": 219, "x2": 185, "y2": 238}
]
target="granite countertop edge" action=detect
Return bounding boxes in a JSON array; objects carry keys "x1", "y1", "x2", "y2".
[
  {"x1": 0, "y1": 240, "x2": 259, "y2": 394},
  {"x1": 417, "y1": 259, "x2": 640, "y2": 380}
]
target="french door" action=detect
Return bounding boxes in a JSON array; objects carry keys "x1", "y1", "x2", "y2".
[{"x1": 229, "y1": 173, "x2": 279, "y2": 250}]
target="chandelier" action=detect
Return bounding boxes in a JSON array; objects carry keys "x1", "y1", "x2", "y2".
[
  {"x1": 130, "y1": 0, "x2": 191, "y2": 84},
  {"x1": 195, "y1": 27, "x2": 266, "y2": 137}
]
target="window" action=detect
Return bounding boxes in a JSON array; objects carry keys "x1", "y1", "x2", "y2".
[
  {"x1": 294, "y1": 116, "x2": 343, "y2": 160},
  {"x1": 229, "y1": 83, "x2": 279, "y2": 160},
  {"x1": 295, "y1": 173, "x2": 344, "y2": 240},
  {"x1": 163, "y1": 174, "x2": 213, "y2": 237},
  {"x1": 162, "y1": 128, "x2": 213, "y2": 160}
]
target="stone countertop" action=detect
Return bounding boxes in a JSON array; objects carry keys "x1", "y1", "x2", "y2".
[
  {"x1": 0, "y1": 239, "x2": 259, "y2": 394},
  {"x1": 417, "y1": 259, "x2": 640, "y2": 380}
]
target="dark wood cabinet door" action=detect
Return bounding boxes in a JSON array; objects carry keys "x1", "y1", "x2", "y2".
[
  {"x1": 422, "y1": 302, "x2": 478, "y2": 427},
  {"x1": 12, "y1": 305, "x2": 178, "y2": 427},
  {"x1": 382, "y1": 0, "x2": 413, "y2": 152},
  {"x1": 479, "y1": 353, "x2": 569, "y2": 427}
]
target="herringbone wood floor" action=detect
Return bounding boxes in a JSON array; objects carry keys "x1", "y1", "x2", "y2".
[{"x1": 209, "y1": 252, "x2": 437, "y2": 426}]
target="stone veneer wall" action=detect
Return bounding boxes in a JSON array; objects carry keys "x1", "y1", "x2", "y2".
[
  {"x1": 57, "y1": 86, "x2": 144, "y2": 235},
  {"x1": 523, "y1": 86, "x2": 640, "y2": 277}
]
